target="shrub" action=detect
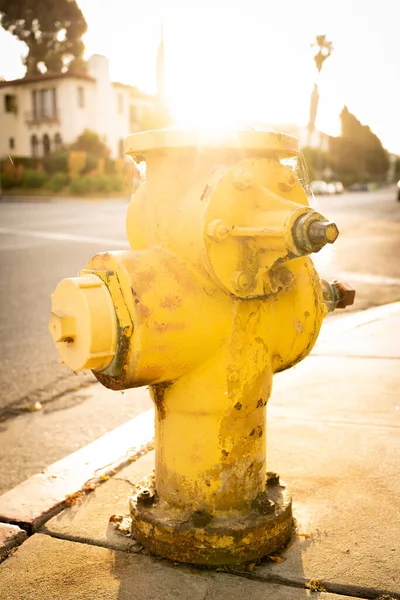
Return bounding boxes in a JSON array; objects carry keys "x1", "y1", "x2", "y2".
[
  {"x1": 85, "y1": 174, "x2": 113, "y2": 193},
  {"x1": 2, "y1": 156, "x2": 40, "y2": 171},
  {"x1": 46, "y1": 172, "x2": 69, "y2": 192},
  {"x1": 68, "y1": 152, "x2": 87, "y2": 178},
  {"x1": 42, "y1": 152, "x2": 69, "y2": 175},
  {"x1": 104, "y1": 157, "x2": 115, "y2": 174},
  {"x1": 110, "y1": 175, "x2": 125, "y2": 192},
  {"x1": 0, "y1": 171, "x2": 17, "y2": 189},
  {"x1": 69, "y1": 177, "x2": 91, "y2": 194},
  {"x1": 21, "y1": 169, "x2": 49, "y2": 188}
]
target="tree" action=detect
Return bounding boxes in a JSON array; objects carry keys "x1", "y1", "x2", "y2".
[
  {"x1": 70, "y1": 129, "x2": 110, "y2": 158},
  {"x1": 300, "y1": 146, "x2": 332, "y2": 182},
  {"x1": 395, "y1": 157, "x2": 400, "y2": 182},
  {"x1": 330, "y1": 107, "x2": 389, "y2": 185},
  {"x1": 0, "y1": 0, "x2": 87, "y2": 75},
  {"x1": 308, "y1": 35, "x2": 333, "y2": 144},
  {"x1": 312, "y1": 35, "x2": 333, "y2": 73}
]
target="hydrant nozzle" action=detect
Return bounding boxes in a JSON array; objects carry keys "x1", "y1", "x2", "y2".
[
  {"x1": 293, "y1": 213, "x2": 339, "y2": 254},
  {"x1": 49, "y1": 128, "x2": 355, "y2": 565}
]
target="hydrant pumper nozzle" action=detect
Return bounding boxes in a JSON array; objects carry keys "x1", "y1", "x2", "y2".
[{"x1": 49, "y1": 129, "x2": 355, "y2": 565}]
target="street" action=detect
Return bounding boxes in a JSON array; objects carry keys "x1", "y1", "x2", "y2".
[{"x1": 0, "y1": 186, "x2": 399, "y2": 494}]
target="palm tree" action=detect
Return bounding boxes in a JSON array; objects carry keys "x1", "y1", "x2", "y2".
[
  {"x1": 312, "y1": 35, "x2": 333, "y2": 73},
  {"x1": 308, "y1": 35, "x2": 333, "y2": 145}
]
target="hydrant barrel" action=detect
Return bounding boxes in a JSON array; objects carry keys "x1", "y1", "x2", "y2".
[{"x1": 49, "y1": 128, "x2": 355, "y2": 565}]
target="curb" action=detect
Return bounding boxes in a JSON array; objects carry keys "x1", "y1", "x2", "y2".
[{"x1": 0, "y1": 409, "x2": 154, "y2": 533}]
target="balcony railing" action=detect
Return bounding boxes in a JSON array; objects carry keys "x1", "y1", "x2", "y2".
[{"x1": 25, "y1": 111, "x2": 60, "y2": 125}]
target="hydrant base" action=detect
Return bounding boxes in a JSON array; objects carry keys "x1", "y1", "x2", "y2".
[{"x1": 129, "y1": 475, "x2": 293, "y2": 566}]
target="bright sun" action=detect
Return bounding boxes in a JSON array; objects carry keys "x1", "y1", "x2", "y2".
[{"x1": 80, "y1": 0, "x2": 345, "y2": 141}]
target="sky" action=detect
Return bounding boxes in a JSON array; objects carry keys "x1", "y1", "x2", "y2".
[{"x1": 0, "y1": 0, "x2": 399, "y2": 153}]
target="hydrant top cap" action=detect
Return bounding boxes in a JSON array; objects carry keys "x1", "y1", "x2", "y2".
[{"x1": 125, "y1": 128, "x2": 298, "y2": 157}]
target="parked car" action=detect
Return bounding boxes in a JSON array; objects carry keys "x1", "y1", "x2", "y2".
[
  {"x1": 326, "y1": 182, "x2": 337, "y2": 195},
  {"x1": 397, "y1": 180, "x2": 400, "y2": 201},
  {"x1": 310, "y1": 180, "x2": 328, "y2": 195},
  {"x1": 332, "y1": 181, "x2": 344, "y2": 194},
  {"x1": 349, "y1": 182, "x2": 369, "y2": 192}
]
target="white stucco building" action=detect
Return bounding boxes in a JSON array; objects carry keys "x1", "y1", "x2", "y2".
[{"x1": 0, "y1": 55, "x2": 156, "y2": 159}]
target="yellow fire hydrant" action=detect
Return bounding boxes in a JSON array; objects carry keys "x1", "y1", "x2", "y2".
[{"x1": 49, "y1": 129, "x2": 355, "y2": 565}]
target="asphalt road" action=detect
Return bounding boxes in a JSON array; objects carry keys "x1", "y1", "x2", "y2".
[{"x1": 0, "y1": 187, "x2": 399, "y2": 493}]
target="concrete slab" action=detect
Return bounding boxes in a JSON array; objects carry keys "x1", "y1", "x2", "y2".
[
  {"x1": 315, "y1": 311, "x2": 400, "y2": 358},
  {"x1": 315, "y1": 300, "x2": 400, "y2": 346},
  {"x1": 0, "y1": 533, "x2": 211, "y2": 600},
  {"x1": 206, "y1": 573, "x2": 364, "y2": 599},
  {"x1": 272, "y1": 356, "x2": 400, "y2": 428},
  {"x1": 41, "y1": 452, "x2": 155, "y2": 551},
  {"x1": 0, "y1": 523, "x2": 27, "y2": 560},
  {"x1": 262, "y1": 420, "x2": 400, "y2": 596},
  {"x1": 0, "y1": 409, "x2": 154, "y2": 531},
  {"x1": 259, "y1": 358, "x2": 400, "y2": 596},
  {"x1": 0, "y1": 533, "x2": 365, "y2": 600}
]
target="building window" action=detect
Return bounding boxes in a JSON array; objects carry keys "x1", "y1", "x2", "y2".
[
  {"x1": 54, "y1": 133, "x2": 62, "y2": 152},
  {"x1": 52, "y1": 87, "x2": 57, "y2": 118},
  {"x1": 31, "y1": 135, "x2": 39, "y2": 158},
  {"x1": 9, "y1": 137, "x2": 15, "y2": 150},
  {"x1": 38, "y1": 89, "x2": 56, "y2": 118},
  {"x1": 41, "y1": 90, "x2": 51, "y2": 118},
  {"x1": 32, "y1": 90, "x2": 37, "y2": 120},
  {"x1": 118, "y1": 93, "x2": 124, "y2": 114},
  {"x1": 31, "y1": 89, "x2": 57, "y2": 122},
  {"x1": 4, "y1": 94, "x2": 17, "y2": 113},
  {"x1": 43, "y1": 134, "x2": 51, "y2": 156},
  {"x1": 77, "y1": 86, "x2": 84, "y2": 108}
]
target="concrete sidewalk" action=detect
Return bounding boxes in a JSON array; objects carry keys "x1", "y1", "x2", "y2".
[{"x1": 1, "y1": 303, "x2": 399, "y2": 600}]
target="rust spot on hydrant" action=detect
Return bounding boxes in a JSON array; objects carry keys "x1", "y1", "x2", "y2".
[{"x1": 151, "y1": 382, "x2": 172, "y2": 420}]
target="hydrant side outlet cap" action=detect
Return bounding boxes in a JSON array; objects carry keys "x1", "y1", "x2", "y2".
[{"x1": 49, "y1": 274, "x2": 117, "y2": 372}]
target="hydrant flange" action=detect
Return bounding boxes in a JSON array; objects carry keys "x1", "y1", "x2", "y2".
[{"x1": 130, "y1": 474, "x2": 292, "y2": 565}]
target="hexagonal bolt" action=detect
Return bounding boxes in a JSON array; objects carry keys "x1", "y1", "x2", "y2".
[
  {"x1": 49, "y1": 311, "x2": 76, "y2": 343},
  {"x1": 137, "y1": 488, "x2": 155, "y2": 506},
  {"x1": 232, "y1": 270, "x2": 253, "y2": 293},
  {"x1": 266, "y1": 471, "x2": 280, "y2": 486},
  {"x1": 232, "y1": 167, "x2": 254, "y2": 190},
  {"x1": 191, "y1": 509, "x2": 212, "y2": 528},
  {"x1": 206, "y1": 219, "x2": 231, "y2": 242},
  {"x1": 308, "y1": 220, "x2": 339, "y2": 246},
  {"x1": 332, "y1": 280, "x2": 356, "y2": 309},
  {"x1": 252, "y1": 492, "x2": 275, "y2": 515},
  {"x1": 293, "y1": 214, "x2": 339, "y2": 254}
]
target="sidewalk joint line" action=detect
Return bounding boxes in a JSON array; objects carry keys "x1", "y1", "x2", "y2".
[{"x1": 239, "y1": 570, "x2": 400, "y2": 600}]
